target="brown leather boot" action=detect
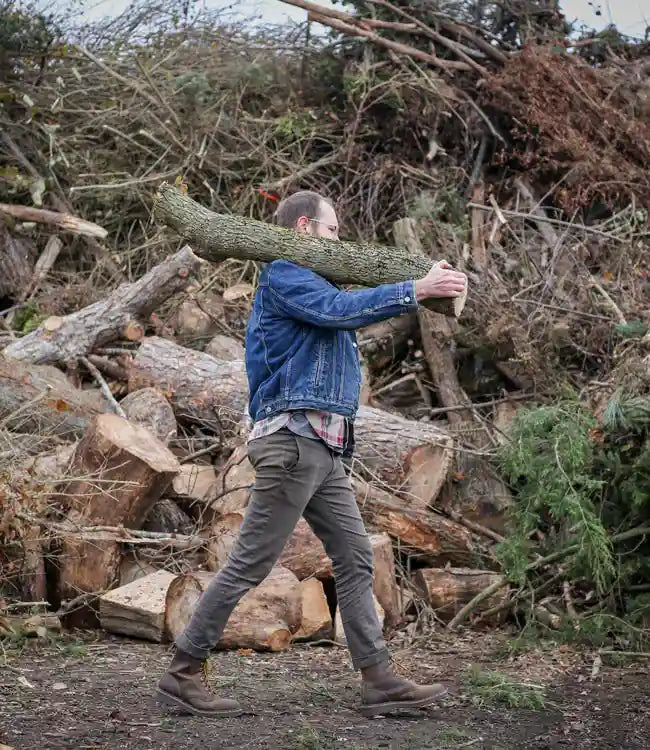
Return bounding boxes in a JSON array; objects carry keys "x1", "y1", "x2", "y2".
[
  {"x1": 156, "y1": 649, "x2": 242, "y2": 717},
  {"x1": 360, "y1": 660, "x2": 448, "y2": 717}
]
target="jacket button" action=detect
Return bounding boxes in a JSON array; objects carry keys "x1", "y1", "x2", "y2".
[
  {"x1": 265, "y1": 407, "x2": 271, "y2": 413},
  {"x1": 404, "y1": 295, "x2": 411, "y2": 303},
  {"x1": 352, "y1": 343, "x2": 357, "y2": 348}
]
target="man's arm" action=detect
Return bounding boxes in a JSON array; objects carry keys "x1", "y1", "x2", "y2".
[{"x1": 266, "y1": 260, "x2": 466, "y2": 330}]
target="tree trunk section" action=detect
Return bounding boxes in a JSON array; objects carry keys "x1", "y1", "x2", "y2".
[
  {"x1": 153, "y1": 184, "x2": 465, "y2": 317},
  {"x1": 413, "y1": 567, "x2": 508, "y2": 623},
  {"x1": 369, "y1": 533, "x2": 402, "y2": 629},
  {"x1": 54, "y1": 414, "x2": 180, "y2": 625},
  {"x1": 0, "y1": 218, "x2": 35, "y2": 300},
  {"x1": 120, "y1": 387, "x2": 178, "y2": 445},
  {"x1": 165, "y1": 566, "x2": 302, "y2": 651},
  {"x1": 119, "y1": 553, "x2": 160, "y2": 586},
  {"x1": 293, "y1": 578, "x2": 333, "y2": 641},
  {"x1": 0, "y1": 356, "x2": 105, "y2": 438},
  {"x1": 19, "y1": 525, "x2": 47, "y2": 603},
  {"x1": 206, "y1": 511, "x2": 332, "y2": 581},
  {"x1": 354, "y1": 480, "x2": 477, "y2": 567},
  {"x1": 127, "y1": 337, "x2": 248, "y2": 435},
  {"x1": 99, "y1": 569, "x2": 177, "y2": 642},
  {"x1": 142, "y1": 498, "x2": 194, "y2": 535},
  {"x1": 60, "y1": 413, "x2": 181, "y2": 526},
  {"x1": 3, "y1": 245, "x2": 201, "y2": 365},
  {"x1": 171, "y1": 463, "x2": 220, "y2": 522},
  {"x1": 354, "y1": 405, "x2": 453, "y2": 503}
]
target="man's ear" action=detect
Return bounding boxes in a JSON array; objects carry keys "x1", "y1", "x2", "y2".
[{"x1": 295, "y1": 215, "x2": 309, "y2": 233}]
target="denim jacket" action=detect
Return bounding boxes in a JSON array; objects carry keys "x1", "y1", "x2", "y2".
[{"x1": 245, "y1": 260, "x2": 418, "y2": 422}]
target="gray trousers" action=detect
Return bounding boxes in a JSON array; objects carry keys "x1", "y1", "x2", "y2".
[{"x1": 176, "y1": 428, "x2": 389, "y2": 670}]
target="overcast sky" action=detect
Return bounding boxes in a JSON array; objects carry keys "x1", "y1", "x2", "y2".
[{"x1": 82, "y1": 0, "x2": 649, "y2": 37}]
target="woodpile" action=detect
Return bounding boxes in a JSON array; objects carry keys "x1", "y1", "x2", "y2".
[{"x1": 0, "y1": 227, "x2": 517, "y2": 651}]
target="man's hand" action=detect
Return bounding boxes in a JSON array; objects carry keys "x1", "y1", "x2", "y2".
[{"x1": 414, "y1": 260, "x2": 467, "y2": 302}]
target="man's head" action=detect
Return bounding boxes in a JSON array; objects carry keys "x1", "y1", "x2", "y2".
[{"x1": 274, "y1": 190, "x2": 339, "y2": 240}]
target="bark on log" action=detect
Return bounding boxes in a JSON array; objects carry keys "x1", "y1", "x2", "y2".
[
  {"x1": 165, "y1": 566, "x2": 302, "y2": 651},
  {"x1": 3, "y1": 245, "x2": 201, "y2": 365},
  {"x1": 143, "y1": 498, "x2": 194, "y2": 535},
  {"x1": 354, "y1": 480, "x2": 476, "y2": 567},
  {"x1": 369, "y1": 533, "x2": 402, "y2": 629},
  {"x1": 0, "y1": 355, "x2": 105, "y2": 438},
  {"x1": 119, "y1": 387, "x2": 178, "y2": 445},
  {"x1": 99, "y1": 570, "x2": 177, "y2": 642},
  {"x1": 0, "y1": 218, "x2": 35, "y2": 300},
  {"x1": 354, "y1": 406, "x2": 453, "y2": 503},
  {"x1": 153, "y1": 184, "x2": 465, "y2": 318},
  {"x1": 19, "y1": 525, "x2": 47, "y2": 603},
  {"x1": 293, "y1": 578, "x2": 334, "y2": 642},
  {"x1": 127, "y1": 337, "x2": 247, "y2": 435},
  {"x1": 414, "y1": 567, "x2": 508, "y2": 623},
  {"x1": 55, "y1": 414, "x2": 181, "y2": 625},
  {"x1": 205, "y1": 334, "x2": 245, "y2": 361}
]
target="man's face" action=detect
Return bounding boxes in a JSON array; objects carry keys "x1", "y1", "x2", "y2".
[{"x1": 296, "y1": 200, "x2": 339, "y2": 240}]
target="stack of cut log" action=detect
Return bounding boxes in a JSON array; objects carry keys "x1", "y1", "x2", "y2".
[{"x1": 0, "y1": 231, "x2": 512, "y2": 651}]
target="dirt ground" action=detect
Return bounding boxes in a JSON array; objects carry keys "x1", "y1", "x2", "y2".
[{"x1": 0, "y1": 630, "x2": 648, "y2": 750}]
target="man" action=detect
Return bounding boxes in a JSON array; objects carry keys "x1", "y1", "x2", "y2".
[{"x1": 157, "y1": 190, "x2": 467, "y2": 718}]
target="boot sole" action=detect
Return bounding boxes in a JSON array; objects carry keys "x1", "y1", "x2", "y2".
[
  {"x1": 156, "y1": 687, "x2": 243, "y2": 717},
  {"x1": 359, "y1": 687, "x2": 449, "y2": 718}
]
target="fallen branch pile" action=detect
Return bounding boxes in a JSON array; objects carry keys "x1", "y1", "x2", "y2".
[{"x1": 0, "y1": 0, "x2": 648, "y2": 651}]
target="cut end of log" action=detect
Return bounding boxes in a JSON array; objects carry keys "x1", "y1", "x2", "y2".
[
  {"x1": 43, "y1": 316, "x2": 63, "y2": 333},
  {"x1": 124, "y1": 321, "x2": 145, "y2": 341},
  {"x1": 91, "y1": 413, "x2": 181, "y2": 474}
]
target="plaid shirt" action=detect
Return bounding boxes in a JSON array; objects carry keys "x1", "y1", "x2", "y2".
[{"x1": 248, "y1": 410, "x2": 348, "y2": 452}]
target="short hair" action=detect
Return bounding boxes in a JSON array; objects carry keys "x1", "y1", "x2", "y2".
[{"x1": 274, "y1": 190, "x2": 333, "y2": 229}]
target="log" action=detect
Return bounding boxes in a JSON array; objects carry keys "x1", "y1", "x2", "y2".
[
  {"x1": 60, "y1": 413, "x2": 181, "y2": 526},
  {"x1": 0, "y1": 218, "x2": 35, "y2": 300},
  {"x1": 357, "y1": 315, "x2": 417, "y2": 372},
  {"x1": 99, "y1": 569, "x2": 177, "y2": 642},
  {"x1": 165, "y1": 566, "x2": 302, "y2": 652},
  {"x1": 369, "y1": 533, "x2": 402, "y2": 629},
  {"x1": 55, "y1": 414, "x2": 181, "y2": 625},
  {"x1": 354, "y1": 480, "x2": 476, "y2": 567},
  {"x1": 143, "y1": 498, "x2": 194, "y2": 535},
  {"x1": 127, "y1": 337, "x2": 247, "y2": 435},
  {"x1": 205, "y1": 334, "x2": 245, "y2": 361},
  {"x1": 206, "y1": 511, "x2": 332, "y2": 581},
  {"x1": 119, "y1": 387, "x2": 177, "y2": 444},
  {"x1": 127, "y1": 342, "x2": 454, "y2": 504},
  {"x1": 19, "y1": 525, "x2": 47, "y2": 603},
  {"x1": 0, "y1": 355, "x2": 105, "y2": 438},
  {"x1": 293, "y1": 578, "x2": 333, "y2": 641},
  {"x1": 3, "y1": 245, "x2": 201, "y2": 365},
  {"x1": 354, "y1": 406, "x2": 453, "y2": 503},
  {"x1": 209, "y1": 443, "x2": 254, "y2": 518},
  {"x1": 0, "y1": 203, "x2": 108, "y2": 239},
  {"x1": 413, "y1": 567, "x2": 508, "y2": 623},
  {"x1": 171, "y1": 463, "x2": 219, "y2": 512},
  {"x1": 153, "y1": 184, "x2": 465, "y2": 318},
  {"x1": 119, "y1": 554, "x2": 160, "y2": 586}
]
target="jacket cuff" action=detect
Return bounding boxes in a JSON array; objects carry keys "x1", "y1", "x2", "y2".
[{"x1": 396, "y1": 280, "x2": 418, "y2": 312}]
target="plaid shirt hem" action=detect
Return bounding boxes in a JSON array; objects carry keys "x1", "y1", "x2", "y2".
[{"x1": 248, "y1": 410, "x2": 346, "y2": 451}]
